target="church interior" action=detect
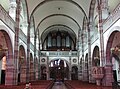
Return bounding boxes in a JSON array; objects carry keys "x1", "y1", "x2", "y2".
[{"x1": 0, "y1": 0, "x2": 120, "y2": 89}]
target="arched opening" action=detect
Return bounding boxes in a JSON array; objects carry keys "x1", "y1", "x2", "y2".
[
  {"x1": 19, "y1": 0, "x2": 28, "y2": 36},
  {"x1": 41, "y1": 65, "x2": 47, "y2": 80},
  {"x1": 49, "y1": 59, "x2": 69, "y2": 82},
  {"x1": 18, "y1": 45, "x2": 26, "y2": 83},
  {"x1": 0, "y1": 30, "x2": 13, "y2": 85},
  {"x1": 112, "y1": 55, "x2": 120, "y2": 82},
  {"x1": 106, "y1": 31, "x2": 120, "y2": 82},
  {"x1": 84, "y1": 54, "x2": 89, "y2": 81},
  {"x1": 71, "y1": 66, "x2": 78, "y2": 80},
  {"x1": 35, "y1": 57, "x2": 39, "y2": 80},
  {"x1": 92, "y1": 46, "x2": 100, "y2": 66},
  {"x1": 30, "y1": 53, "x2": 34, "y2": 81},
  {"x1": 0, "y1": 55, "x2": 6, "y2": 84},
  {"x1": 41, "y1": 26, "x2": 77, "y2": 51},
  {"x1": 79, "y1": 58, "x2": 82, "y2": 80}
]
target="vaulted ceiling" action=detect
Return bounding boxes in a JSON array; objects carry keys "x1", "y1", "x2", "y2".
[
  {"x1": 27, "y1": 0, "x2": 89, "y2": 42},
  {"x1": 26, "y1": 0, "x2": 119, "y2": 42}
]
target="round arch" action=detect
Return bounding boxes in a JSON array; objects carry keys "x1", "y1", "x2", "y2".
[
  {"x1": 84, "y1": 53, "x2": 89, "y2": 81},
  {"x1": 106, "y1": 30, "x2": 120, "y2": 82},
  {"x1": 29, "y1": 53, "x2": 34, "y2": 81},
  {"x1": 41, "y1": 24, "x2": 77, "y2": 43},
  {"x1": 71, "y1": 65, "x2": 78, "y2": 80},
  {"x1": 30, "y1": 0, "x2": 87, "y2": 19},
  {"x1": 106, "y1": 31, "x2": 120, "y2": 63},
  {"x1": 40, "y1": 64, "x2": 47, "y2": 80},
  {"x1": 49, "y1": 58, "x2": 70, "y2": 81},
  {"x1": 49, "y1": 58, "x2": 70, "y2": 68},
  {"x1": 92, "y1": 46, "x2": 100, "y2": 66},
  {"x1": 0, "y1": 30, "x2": 13, "y2": 85},
  {"x1": 18, "y1": 45, "x2": 26, "y2": 83}
]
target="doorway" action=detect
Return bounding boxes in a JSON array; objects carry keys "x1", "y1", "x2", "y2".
[
  {"x1": 112, "y1": 56, "x2": 120, "y2": 82},
  {"x1": 49, "y1": 59, "x2": 69, "y2": 82},
  {"x1": 0, "y1": 56, "x2": 6, "y2": 84}
]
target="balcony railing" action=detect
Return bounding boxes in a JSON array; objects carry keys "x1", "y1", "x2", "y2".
[
  {"x1": 40, "y1": 51, "x2": 78, "y2": 57},
  {"x1": 30, "y1": 42, "x2": 34, "y2": 51},
  {"x1": 103, "y1": 3, "x2": 120, "y2": 32},
  {"x1": 19, "y1": 29, "x2": 35, "y2": 51},
  {"x1": 0, "y1": 5, "x2": 15, "y2": 32},
  {"x1": 19, "y1": 29, "x2": 27, "y2": 44}
]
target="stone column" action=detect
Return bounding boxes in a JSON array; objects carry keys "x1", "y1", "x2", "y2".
[
  {"x1": 81, "y1": 31, "x2": 85, "y2": 81},
  {"x1": 97, "y1": 0, "x2": 109, "y2": 66},
  {"x1": 9, "y1": 0, "x2": 17, "y2": 21},
  {"x1": 77, "y1": 51, "x2": 81, "y2": 80},
  {"x1": 69, "y1": 52, "x2": 71, "y2": 80},
  {"x1": 97, "y1": 0, "x2": 112, "y2": 86},
  {"x1": 26, "y1": 21, "x2": 30, "y2": 83},
  {"x1": 77, "y1": 29, "x2": 82, "y2": 80},
  {"x1": 13, "y1": 0, "x2": 20, "y2": 85},
  {"x1": 5, "y1": 50, "x2": 14, "y2": 85},
  {"x1": 38, "y1": 39, "x2": 41, "y2": 80},
  {"x1": 88, "y1": 23, "x2": 95, "y2": 83},
  {"x1": 34, "y1": 35, "x2": 37, "y2": 80},
  {"x1": 46, "y1": 52, "x2": 49, "y2": 80}
]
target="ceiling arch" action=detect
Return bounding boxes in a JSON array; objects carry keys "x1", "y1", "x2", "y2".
[
  {"x1": 37, "y1": 14, "x2": 80, "y2": 29},
  {"x1": 28, "y1": 0, "x2": 88, "y2": 40},
  {"x1": 30, "y1": 0, "x2": 87, "y2": 18},
  {"x1": 25, "y1": 0, "x2": 120, "y2": 42},
  {"x1": 41, "y1": 24, "x2": 76, "y2": 43},
  {"x1": 36, "y1": 14, "x2": 80, "y2": 37}
]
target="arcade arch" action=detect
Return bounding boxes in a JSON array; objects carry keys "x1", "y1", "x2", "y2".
[
  {"x1": 30, "y1": 53, "x2": 34, "y2": 81},
  {"x1": 18, "y1": 45, "x2": 26, "y2": 83},
  {"x1": 49, "y1": 58, "x2": 69, "y2": 81},
  {"x1": 92, "y1": 46, "x2": 100, "y2": 66},
  {"x1": 0, "y1": 30, "x2": 13, "y2": 84},
  {"x1": 106, "y1": 31, "x2": 120, "y2": 82}
]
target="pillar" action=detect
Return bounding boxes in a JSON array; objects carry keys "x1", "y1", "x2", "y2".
[
  {"x1": 46, "y1": 52, "x2": 50, "y2": 80},
  {"x1": 69, "y1": 53, "x2": 71, "y2": 80},
  {"x1": 81, "y1": 31, "x2": 85, "y2": 81},
  {"x1": 26, "y1": 21, "x2": 30, "y2": 83},
  {"x1": 97, "y1": 0, "x2": 109, "y2": 66},
  {"x1": 88, "y1": 23, "x2": 95, "y2": 83},
  {"x1": 38, "y1": 39, "x2": 41, "y2": 80},
  {"x1": 97, "y1": 0, "x2": 112, "y2": 86},
  {"x1": 13, "y1": 0, "x2": 21, "y2": 85},
  {"x1": 34, "y1": 35, "x2": 37, "y2": 80},
  {"x1": 77, "y1": 51, "x2": 81, "y2": 80},
  {"x1": 5, "y1": 50, "x2": 14, "y2": 85}
]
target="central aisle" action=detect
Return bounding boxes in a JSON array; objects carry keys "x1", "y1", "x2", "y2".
[{"x1": 52, "y1": 82, "x2": 67, "y2": 89}]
